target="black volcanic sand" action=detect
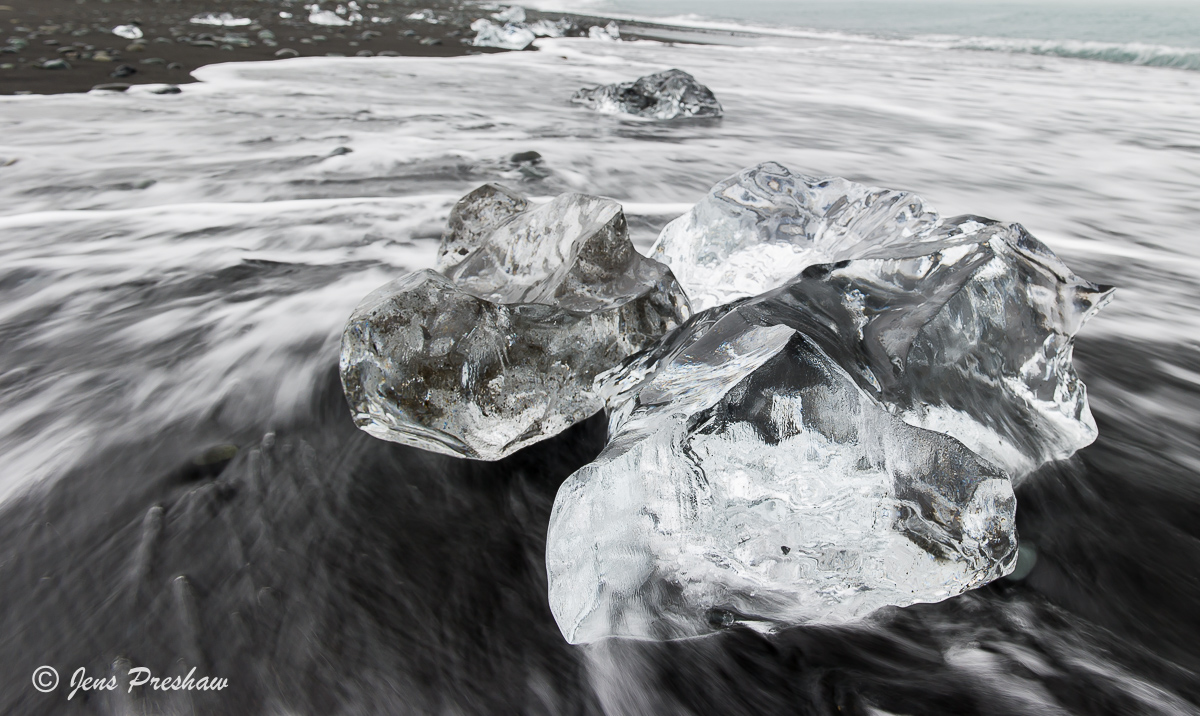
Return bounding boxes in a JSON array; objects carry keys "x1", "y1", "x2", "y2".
[
  {"x1": 1, "y1": 0, "x2": 741, "y2": 96},
  {"x1": 0, "y1": 0, "x2": 514, "y2": 95}
]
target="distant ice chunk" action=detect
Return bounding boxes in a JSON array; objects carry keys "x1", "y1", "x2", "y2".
[
  {"x1": 529, "y1": 18, "x2": 573, "y2": 38},
  {"x1": 587, "y1": 21, "x2": 621, "y2": 41},
  {"x1": 406, "y1": 9, "x2": 439, "y2": 24},
  {"x1": 112, "y1": 25, "x2": 143, "y2": 40},
  {"x1": 471, "y1": 19, "x2": 536, "y2": 50},
  {"x1": 340, "y1": 186, "x2": 690, "y2": 461},
  {"x1": 309, "y1": 9, "x2": 353, "y2": 26},
  {"x1": 491, "y1": 6, "x2": 526, "y2": 24},
  {"x1": 573, "y1": 69, "x2": 723, "y2": 120},
  {"x1": 190, "y1": 13, "x2": 252, "y2": 26},
  {"x1": 648, "y1": 162, "x2": 1112, "y2": 478},
  {"x1": 547, "y1": 304, "x2": 1019, "y2": 644}
]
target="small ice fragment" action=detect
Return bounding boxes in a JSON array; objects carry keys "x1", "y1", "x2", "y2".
[
  {"x1": 587, "y1": 21, "x2": 620, "y2": 41},
  {"x1": 279, "y1": 11, "x2": 294, "y2": 18},
  {"x1": 471, "y1": 18, "x2": 536, "y2": 50},
  {"x1": 112, "y1": 25, "x2": 143, "y2": 40},
  {"x1": 406, "y1": 9, "x2": 439, "y2": 24},
  {"x1": 529, "y1": 18, "x2": 572, "y2": 37},
  {"x1": 189, "y1": 13, "x2": 252, "y2": 26},
  {"x1": 309, "y1": 9, "x2": 353, "y2": 26},
  {"x1": 491, "y1": 6, "x2": 526, "y2": 24}
]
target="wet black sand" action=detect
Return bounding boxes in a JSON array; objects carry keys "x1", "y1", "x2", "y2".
[
  {"x1": 0, "y1": 0, "x2": 512, "y2": 95},
  {"x1": 2, "y1": 337, "x2": 1200, "y2": 715}
]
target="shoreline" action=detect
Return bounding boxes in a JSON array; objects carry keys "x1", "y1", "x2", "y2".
[{"x1": 0, "y1": 0, "x2": 749, "y2": 97}]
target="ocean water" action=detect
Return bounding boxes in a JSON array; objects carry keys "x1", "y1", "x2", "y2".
[
  {"x1": 531, "y1": 0, "x2": 1200, "y2": 70},
  {"x1": 2, "y1": 16, "x2": 1200, "y2": 716}
]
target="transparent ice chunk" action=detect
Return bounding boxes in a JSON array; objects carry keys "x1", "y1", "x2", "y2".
[
  {"x1": 573, "y1": 69, "x2": 722, "y2": 120},
  {"x1": 648, "y1": 162, "x2": 1112, "y2": 478},
  {"x1": 650, "y1": 162, "x2": 944, "y2": 311},
  {"x1": 471, "y1": 18, "x2": 536, "y2": 50},
  {"x1": 547, "y1": 308, "x2": 1018, "y2": 644},
  {"x1": 752, "y1": 218, "x2": 1114, "y2": 479},
  {"x1": 340, "y1": 186, "x2": 690, "y2": 461}
]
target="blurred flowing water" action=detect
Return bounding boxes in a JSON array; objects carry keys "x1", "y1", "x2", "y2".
[{"x1": 1, "y1": 30, "x2": 1199, "y2": 715}]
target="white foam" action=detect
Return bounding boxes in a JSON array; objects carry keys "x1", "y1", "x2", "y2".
[{"x1": 1, "y1": 33, "x2": 1197, "y2": 502}]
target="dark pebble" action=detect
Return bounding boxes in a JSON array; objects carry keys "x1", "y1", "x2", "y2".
[
  {"x1": 274, "y1": 48, "x2": 298, "y2": 57},
  {"x1": 140, "y1": 57, "x2": 166, "y2": 65},
  {"x1": 167, "y1": 62, "x2": 183, "y2": 70},
  {"x1": 355, "y1": 50, "x2": 373, "y2": 57},
  {"x1": 110, "y1": 64, "x2": 137, "y2": 78},
  {"x1": 152, "y1": 85, "x2": 182, "y2": 95},
  {"x1": 190, "y1": 40, "x2": 217, "y2": 48},
  {"x1": 419, "y1": 37, "x2": 442, "y2": 46},
  {"x1": 91, "y1": 82, "x2": 130, "y2": 92},
  {"x1": 511, "y1": 151, "x2": 542, "y2": 164},
  {"x1": 330, "y1": 146, "x2": 352, "y2": 156},
  {"x1": 377, "y1": 50, "x2": 399, "y2": 57},
  {"x1": 39, "y1": 58, "x2": 71, "y2": 70}
]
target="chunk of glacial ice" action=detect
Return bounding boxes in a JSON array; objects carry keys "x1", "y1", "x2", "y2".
[
  {"x1": 189, "y1": 12, "x2": 252, "y2": 26},
  {"x1": 340, "y1": 187, "x2": 690, "y2": 461},
  {"x1": 650, "y1": 162, "x2": 943, "y2": 311},
  {"x1": 649, "y1": 162, "x2": 1112, "y2": 479},
  {"x1": 491, "y1": 6, "x2": 526, "y2": 23},
  {"x1": 587, "y1": 22, "x2": 621, "y2": 42},
  {"x1": 471, "y1": 18, "x2": 536, "y2": 50},
  {"x1": 309, "y1": 9, "x2": 353, "y2": 26},
  {"x1": 572, "y1": 69, "x2": 722, "y2": 120},
  {"x1": 529, "y1": 18, "x2": 573, "y2": 38},
  {"x1": 547, "y1": 307, "x2": 1018, "y2": 644},
  {"x1": 112, "y1": 25, "x2": 143, "y2": 40}
]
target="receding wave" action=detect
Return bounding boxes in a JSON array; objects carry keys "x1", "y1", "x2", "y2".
[{"x1": 950, "y1": 37, "x2": 1200, "y2": 71}]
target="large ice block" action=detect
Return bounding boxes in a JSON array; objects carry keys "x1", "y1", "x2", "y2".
[
  {"x1": 547, "y1": 164, "x2": 1111, "y2": 643},
  {"x1": 547, "y1": 306, "x2": 1019, "y2": 643},
  {"x1": 572, "y1": 69, "x2": 723, "y2": 120},
  {"x1": 340, "y1": 187, "x2": 690, "y2": 461}
]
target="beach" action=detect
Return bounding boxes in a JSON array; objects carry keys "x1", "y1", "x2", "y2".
[{"x1": 3, "y1": 2, "x2": 1200, "y2": 714}]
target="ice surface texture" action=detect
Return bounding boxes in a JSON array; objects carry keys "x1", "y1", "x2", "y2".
[
  {"x1": 546, "y1": 163, "x2": 1111, "y2": 643},
  {"x1": 340, "y1": 184, "x2": 690, "y2": 461},
  {"x1": 572, "y1": 69, "x2": 723, "y2": 120}
]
